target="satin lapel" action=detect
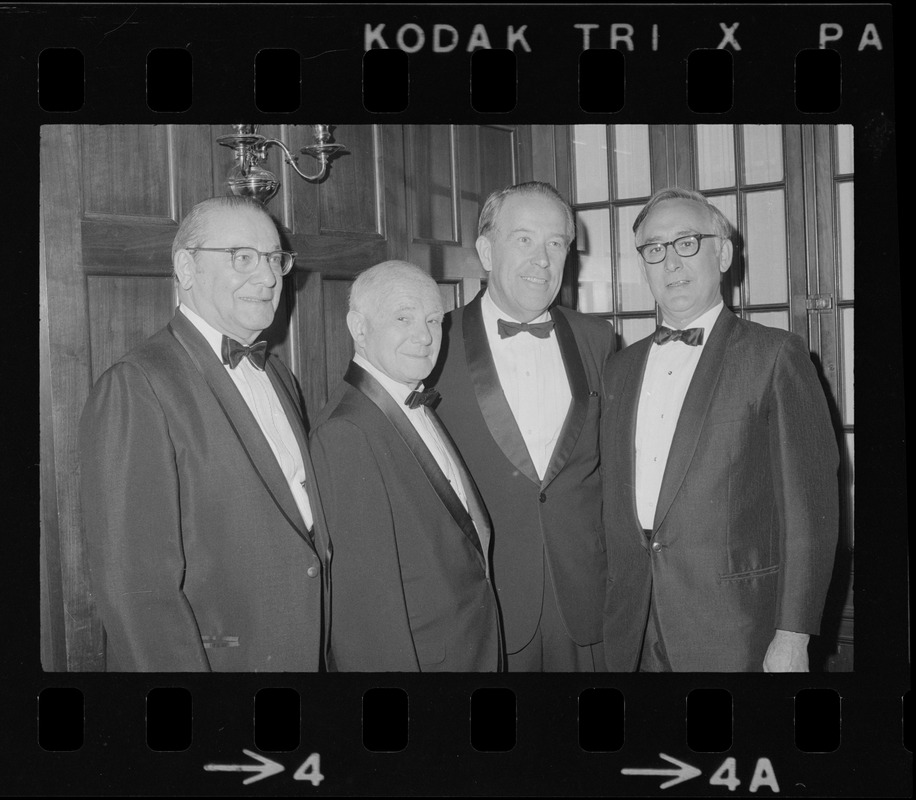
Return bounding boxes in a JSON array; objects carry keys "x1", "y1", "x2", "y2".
[
  {"x1": 620, "y1": 338, "x2": 653, "y2": 551},
  {"x1": 425, "y1": 409, "x2": 493, "y2": 572},
  {"x1": 344, "y1": 363, "x2": 485, "y2": 561},
  {"x1": 540, "y1": 307, "x2": 588, "y2": 489},
  {"x1": 168, "y1": 313, "x2": 313, "y2": 548},
  {"x1": 266, "y1": 362, "x2": 332, "y2": 561},
  {"x1": 462, "y1": 295, "x2": 539, "y2": 485},
  {"x1": 652, "y1": 310, "x2": 736, "y2": 531}
]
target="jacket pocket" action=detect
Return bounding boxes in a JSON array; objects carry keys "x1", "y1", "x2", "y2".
[{"x1": 717, "y1": 564, "x2": 779, "y2": 583}]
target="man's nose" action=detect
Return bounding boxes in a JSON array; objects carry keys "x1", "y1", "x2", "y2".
[
  {"x1": 531, "y1": 242, "x2": 550, "y2": 268},
  {"x1": 412, "y1": 322, "x2": 433, "y2": 345},
  {"x1": 250, "y1": 254, "x2": 279, "y2": 285},
  {"x1": 664, "y1": 247, "x2": 684, "y2": 271}
]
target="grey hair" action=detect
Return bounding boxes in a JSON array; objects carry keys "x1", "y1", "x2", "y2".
[
  {"x1": 171, "y1": 196, "x2": 276, "y2": 261},
  {"x1": 349, "y1": 260, "x2": 439, "y2": 315},
  {"x1": 632, "y1": 186, "x2": 733, "y2": 241},
  {"x1": 477, "y1": 181, "x2": 575, "y2": 241}
]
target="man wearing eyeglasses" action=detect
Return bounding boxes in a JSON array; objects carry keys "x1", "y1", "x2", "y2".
[
  {"x1": 601, "y1": 186, "x2": 838, "y2": 672},
  {"x1": 79, "y1": 196, "x2": 330, "y2": 671}
]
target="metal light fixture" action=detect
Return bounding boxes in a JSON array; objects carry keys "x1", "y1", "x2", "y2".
[{"x1": 217, "y1": 124, "x2": 346, "y2": 205}]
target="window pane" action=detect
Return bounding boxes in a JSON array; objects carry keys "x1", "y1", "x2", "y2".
[
  {"x1": 836, "y1": 124, "x2": 854, "y2": 174},
  {"x1": 616, "y1": 205, "x2": 655, "y2": 312},
  {"x1": 697, "y1": 125, "x2": 735, "y2": 189},
  {"x1": 708, "y1": 194, "x2": 739, "y2": 307},
  {"x1": 573, "y1": 125, "x2": 609, "y2": 203},
  {"x1": 618, "y1": 316, "x2": 656, "y2": 348},
  {"x1": 576, "y1": 208, "x2": 613, "y2": 313},
  {"x1": 742, "y1": 125, "x2": 784, "y2": 184},
  {"x1": 745, "y1": 189, "x2": 788, "y2": 305},
  {"x1": 840, "y1": 307, "x2": 853, "y2": 425},
  {"x1": 837, "y1": 181, "x2": 854, "y2": 301},
  {"x1": 747, "y1": 309, "x2": 789, "y2": 331},
  {"x1": 613, "y1": 125, "x2": 651, "y2": 200}
]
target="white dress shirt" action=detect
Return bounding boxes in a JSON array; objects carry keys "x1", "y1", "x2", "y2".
[
  {"x1": 481, "y1": 291, "x2": 572, "y2": 480},
  {"x1": 178, "y1": 304, "x2": 314, "y2": 530},
  {"x1": 353, "y1": 354, "x2": 470, "y2": 512},
  {"x1": 635, "y1": 303, "x2": 724, "y2": 530}
]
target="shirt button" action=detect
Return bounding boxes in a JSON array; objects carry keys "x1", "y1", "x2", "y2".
[
  {"x1": 539, "y1": 492, "x2": 547, "y2": 503},
  {"x1": 651, "y1": 542, "x2": 662, "y2": 552},
  {"x1": 306, "y1": 566, "x2": 319, "y2": 578}
]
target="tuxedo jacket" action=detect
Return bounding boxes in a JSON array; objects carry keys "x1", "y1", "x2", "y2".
[
  {"x1": 309, "y1": 363, "x2": 503, "y2": 672},
  {"x1": 79, "y1": 311, "x2": 331, "y2": 672},
  {"x1": 432, "y1": 293, "x2": 615, "y2": 653},
  {"x1": 601, "y1": 309, "x2": 839, "y2": 671}
]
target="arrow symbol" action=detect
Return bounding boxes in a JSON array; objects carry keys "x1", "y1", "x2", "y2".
[
  {"x1": 203, "y1": 749, "x2": 285, "y2": 785},
  {"x1": 621, "y1": 752, "x2": 702, "y2": 789}
]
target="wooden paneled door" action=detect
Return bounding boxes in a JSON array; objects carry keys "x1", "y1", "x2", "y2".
[{"x1": 41, "y1": 123, "x2": 539, "y2": 671}]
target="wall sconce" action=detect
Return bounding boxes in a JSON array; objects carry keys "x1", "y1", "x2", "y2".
[{"x1": 217, "y1": 124, "x2": 346, "y2": 205}]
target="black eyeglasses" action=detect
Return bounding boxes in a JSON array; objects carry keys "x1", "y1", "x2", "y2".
[
  {"x1": 187, "y1": 247, "x2": 297, "y2": 276},
  {"x1": 635, "y1": 234, "x2": 721, "y2": 265}
]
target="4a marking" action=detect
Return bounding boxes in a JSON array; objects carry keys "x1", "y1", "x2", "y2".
[{"x1": 622, "y1": 754, "x2": 781, "y2": 793}]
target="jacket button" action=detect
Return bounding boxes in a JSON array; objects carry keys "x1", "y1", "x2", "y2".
[
  {"x1": 651, "y1": 542, "x2": 662, "y2": 552},
  {"x1": 307, "y1": 566, "x2": 319, "y2": 578},
  {"x1": 538, "y1": 492, "x2": 547, "y2": 503}
]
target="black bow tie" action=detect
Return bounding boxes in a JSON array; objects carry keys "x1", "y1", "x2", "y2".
[
  {"x1": 497, "y1": 318, "x2": 555, "y2": 339},
  {"x1": 654, "y1": 326, "x2": 704, "y2": 347},
  {"x1": 221, "y1": 336, "x2": 268, "y2": 370},
  {"x1": 404, "y1": 388, "x2": 441, "y2": 410}
]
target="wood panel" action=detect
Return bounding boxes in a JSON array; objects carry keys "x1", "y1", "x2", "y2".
[
  {"x1": 41, "y1": 124, "x2": 105, "y2": 671},
  {"x1": 477, "y1": 125, "x2": 518, "y2": 205},
  {"x1": 81, "y1": 125, "x2": 172, "y2": 218},
  {"x1": 86, "y1": 276, "x2": 175, "y2": 382},
  {"x1": 319, "y1": 124, "x2": 380, "y2": 236},
  {"x1": 322, "y1": 279, "x2": 354, "y2": 394},
  {"x1": 409, "y1": 125, "x2": 458, "y2": 243}
]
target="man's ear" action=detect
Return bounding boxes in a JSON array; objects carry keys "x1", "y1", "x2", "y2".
[
  {"x1": 346, "y1": 310, "x2": 367, "y2": 351},
  {"x1": 475, "y1": 235, "x2": 493, "y2": 273},
  {"x1": 173, "y1": 249, "x2": 197, "y2": 291},
  {"x1": 718, "y1": 238, "x2": 734, "y2": 273}
]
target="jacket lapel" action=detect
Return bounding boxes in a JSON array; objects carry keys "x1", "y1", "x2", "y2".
[
  {"x1": 345, "y1": 363, "x2": 487, "y2": 565},
  {"x1": 652, "y1": 309, "x2": 736, "y2": 531},
  {"x1": 462, "y1": 294, "x2": 540, "y2": 485},
  {"x1": 167, "y1": 312, "x2": 315, "y2": 550},
  {"x1": 540, "y1": 307, "x2": 588, "y2": 489},
  {"x1": 267, "y1": 362, "x2": 333, "y2": 562}
]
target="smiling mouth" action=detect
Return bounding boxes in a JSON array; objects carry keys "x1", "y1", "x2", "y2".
[
  {"x1": 521, "y1": 276, "x2": 549, "y2": 285},
  {"x1": 239, "y1": 297, "x2": 273, "y2": 303},
  {"x1": 666, "y1": 279, "x2": 690, "y2": 288}
]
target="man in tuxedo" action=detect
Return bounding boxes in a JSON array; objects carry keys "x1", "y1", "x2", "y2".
[
  {"x1": 433, "y1": 182, "x2": 614, "y2": 671},
  {"x1": 79, "y1": 196, "x2": 330, "y2": 672},
  {"x1": 602, "y1": 186, "x2": 839, "y2": 672},
  {"x1": 310, "y1": 261, "x2": 502, "y2": 672}
]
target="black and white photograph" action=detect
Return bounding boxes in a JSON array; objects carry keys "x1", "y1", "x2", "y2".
[{"x1": 7, "y1": 2, "x2": 906, "y2": 797}]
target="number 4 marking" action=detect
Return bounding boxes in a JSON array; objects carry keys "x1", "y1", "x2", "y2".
[
  {"x1": 710, "y1": 757, "x2": 780, "y2": 793},
  {"x1": 293, "y1": 753, "x2": 324, "y2": 786}
]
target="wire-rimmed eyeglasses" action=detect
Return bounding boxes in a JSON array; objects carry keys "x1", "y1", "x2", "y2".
[
  {"x1": 635, "y1": 234, "x2": 721, "y2": 265},
  {"x1": 186, "y1": 247, "x2": 297, "y2": 276}
]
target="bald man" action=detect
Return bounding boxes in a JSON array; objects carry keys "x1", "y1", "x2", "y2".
[{"x1": 310, "y1": 261, "x2": 503, "y2": 672}]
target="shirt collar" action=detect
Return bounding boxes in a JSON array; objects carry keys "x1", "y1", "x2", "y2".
[
  {"x1": 178, "y1": 303, "x2": 226, "y2": 361},
  {"x1": 353, "y1": 353, "x2": 422, "y2": 407},
  {"x1": 663, "y1": 302, "x2": 724, "y2": 336},
  {"x1": 481, "y1": 289, "x2": 551, "y2": 334}
]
